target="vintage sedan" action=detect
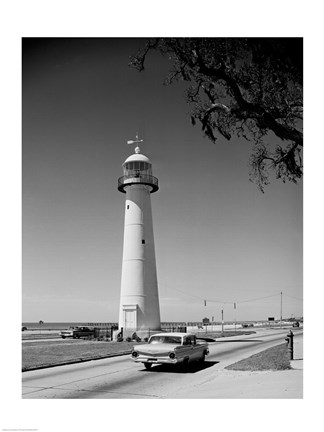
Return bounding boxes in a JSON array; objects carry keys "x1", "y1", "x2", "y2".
[
  {"x1": 60, "y1": 329, "x2": 74, "y2": 339},
  {"x1": 60, "y1": 326, "x2": 94, "y2": 339},
  {"x1": 131, "y1": 332, "x2": 209, "y2": 370}
]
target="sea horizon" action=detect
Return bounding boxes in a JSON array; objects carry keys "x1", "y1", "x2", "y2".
[{"x1": 22, "y1": 321, "x2": 119, "y2": 330}]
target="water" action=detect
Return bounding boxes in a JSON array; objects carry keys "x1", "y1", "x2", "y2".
[{"x1": 22, "y1": 322, "x2": 118, "y2": 330}]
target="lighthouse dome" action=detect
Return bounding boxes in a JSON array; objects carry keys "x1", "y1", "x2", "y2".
[{"x1": 123, "y1": 153, "x2": 151, "y2": 165}]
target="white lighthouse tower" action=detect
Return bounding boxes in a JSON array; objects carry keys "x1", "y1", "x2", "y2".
[{"x1": 118, "y1": 136, "x2": 161, "y2": 338}]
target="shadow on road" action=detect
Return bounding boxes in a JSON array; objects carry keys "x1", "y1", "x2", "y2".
[
  {"x1": 215, "y1": 339, "x2": 263, "y2": 343},
  {"x1": 197, "y1": 337, "x2": 217, "y2": 342},
  {"x1": 141, "y1": 360, "x2": 219, "y2": 374}
]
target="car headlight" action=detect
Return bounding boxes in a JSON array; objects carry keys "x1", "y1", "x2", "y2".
[
  {"x1": 132, "y1": 351, "x2": 138, "y2": 358},
  {"x1": 169, "y1": 352, "x2": 175, "y2": 359}
]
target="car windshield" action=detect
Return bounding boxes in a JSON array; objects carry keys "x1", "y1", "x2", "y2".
[{"x1": 149, "y1": 336, "x2": 182, "y2": 345}]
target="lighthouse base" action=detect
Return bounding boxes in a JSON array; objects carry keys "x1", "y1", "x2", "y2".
[
  {"x1": 123, "y1": 328, "x2": 161, "y2": 341},
  {"x1": 119, "y1": 303, "x2": 161, "y2": 340},
  {"x1": 115, "y1": 327, "x2": 161, "y2": 341}
]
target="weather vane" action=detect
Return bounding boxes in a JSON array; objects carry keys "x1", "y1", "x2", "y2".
[{"x1": 127, "y1": 133, "x2": 143, "y2": 153}]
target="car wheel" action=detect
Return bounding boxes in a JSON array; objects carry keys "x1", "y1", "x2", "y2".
[
  {"x1": 144, "y1": 362, "x2": 152, "y2": 370},
  {"x1": 183, "y1": 358, "x2": 189, "y2": 368},
  {"x1": 62, "y1": 336, "x2": 66, "y2": 339}
]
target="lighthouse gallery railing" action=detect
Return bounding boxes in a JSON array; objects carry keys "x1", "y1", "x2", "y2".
[{"x1": 118, "y1": 174, "x2": 159, "y2": 193}]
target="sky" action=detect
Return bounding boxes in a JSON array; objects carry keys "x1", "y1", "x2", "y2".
[{"x1": 22, "y1": 37, "x2": 303, "y2": 323}]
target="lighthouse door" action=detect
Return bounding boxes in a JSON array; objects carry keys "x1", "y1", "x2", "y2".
[
  {"x1": 125, "y1": 311, "x2": 136, "y2": 329},
  {"x1": 123, "y1": 305, "x2": 137, "y2": 330}
]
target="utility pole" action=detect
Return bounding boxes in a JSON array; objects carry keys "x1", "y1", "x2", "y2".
[
  {"x1": 280, "y1": 291, "x2": 283, "y2": 321},
  {"x1": 221, "y1": 308, "x2": 224, "y2": 333},
  {"x1": 234, "y1": 303, "x2": 236, "y2": 333}
]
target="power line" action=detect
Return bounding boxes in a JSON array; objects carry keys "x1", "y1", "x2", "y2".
[
  {"x1": 236, "y1": 293, "x2": 281, "y2": 304},
  {"x1": 282, "y1": 293, "x2": 303, "y2": 302},
  {"x1": 162, "y1": 284, "x2": 283, "y2": 305},
  {"x1": 171, "y1": 287, "x2": 204, "y2": 301},
  {"x1": 160, "y1": 281, "x2": 302, "y2": 307}
]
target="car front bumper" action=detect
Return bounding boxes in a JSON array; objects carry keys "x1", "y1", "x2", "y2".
[{"x1": 131, "y1": 354, "x2": 184, "y2": 365}]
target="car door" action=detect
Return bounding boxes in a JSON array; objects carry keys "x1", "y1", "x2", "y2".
[
  {"x1": 181, "y1": 336, "x2": 193, "y2": 359},
  {"x1": 190, "y1": 336, "x2": 203, "y2": 359}
]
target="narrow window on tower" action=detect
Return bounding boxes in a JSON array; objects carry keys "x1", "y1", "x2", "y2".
[
  {"x1": 127, "y1": 205, "x2": 129, "y2": 209},
  {"x1": 142, "y1": 239, "x2": 145, "y2": 244}
]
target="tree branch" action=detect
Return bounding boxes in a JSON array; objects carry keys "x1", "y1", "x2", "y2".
[{"x1": 194, "y1": 52, "x2": 303, "y2": 147}]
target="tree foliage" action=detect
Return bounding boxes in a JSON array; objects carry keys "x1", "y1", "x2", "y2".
[{"x1": 129, "y1": 38, "x2": 303, "y2": 192}]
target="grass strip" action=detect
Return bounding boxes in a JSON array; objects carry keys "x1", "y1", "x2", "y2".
[
  {"x1": 225, "y1": 343, "x2": 292, "y2": 371},
  {"x1": 22, "y1": 340, "x2": 137, "y2": 371}
]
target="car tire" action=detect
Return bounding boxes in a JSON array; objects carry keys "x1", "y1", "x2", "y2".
[
  {"x1": 62, "y1": 336, "x2": 66, "y2": 339},
  {"x1": 183, "y1": 357, "x2": 189, "y2": 368},
  {"x1": 144, "y1": 362, "x2": 152, "y2": 370}
]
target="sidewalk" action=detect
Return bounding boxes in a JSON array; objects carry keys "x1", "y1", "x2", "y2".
[
  {"x1": 172, "y1": 333, "x2": 303, "y2": 399},
  {"x1": 172, "y1": 367, "x2": 303, "y2": 398}
]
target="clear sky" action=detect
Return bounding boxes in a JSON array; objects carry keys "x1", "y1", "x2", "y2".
[{"x1": 22, "y1": 38, "x2": 303, "y2": 323}]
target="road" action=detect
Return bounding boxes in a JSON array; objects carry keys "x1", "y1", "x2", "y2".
[{"x1": 22, "y1": 328, "x2": 302, "y2": 399}]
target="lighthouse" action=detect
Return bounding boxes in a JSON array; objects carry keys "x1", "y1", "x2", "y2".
[{"x1": 117, "y1": 137, "x2": 161, "y2": 338}]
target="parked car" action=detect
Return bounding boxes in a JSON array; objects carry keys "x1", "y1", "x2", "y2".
[
  {"x1": 60, "y1": 326, "x2": 94, "y2": 339},
  {"x1": 292, "y1": 321, "x2": 300, "y2": 327},
  {"x1": 131, "y1": 332, "x2": 209, "y2": 370},
  {"x1": 60, "y1": 329, "x2": 74, "y2": 339}
]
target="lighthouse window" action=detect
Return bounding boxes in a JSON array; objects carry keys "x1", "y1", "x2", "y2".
[
  {"x1": 124, "y1": 160, "x2": 152, "y2": 177},
  {"x1": 142, "y1": 239, "x2": 145, "y2": 244}
]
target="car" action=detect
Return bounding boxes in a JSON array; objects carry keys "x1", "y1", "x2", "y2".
[
  {"x1": 131, "y1": 332, "x2": 209, "y2": 370},
  {"x1": 292, "y1": 321, "x2": 300, "y2": 327},
  {"x1": 60, "y1": 326, "x2": 95, "y2": 339},
  {"x1": 60, "y1": 329, "x2": 74, "y2": 339}
]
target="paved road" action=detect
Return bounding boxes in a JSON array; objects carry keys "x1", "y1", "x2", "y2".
[{"x1": 22, "y1": 328, "x2": 302, "y2": 399}]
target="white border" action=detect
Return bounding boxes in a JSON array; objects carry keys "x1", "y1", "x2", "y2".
[{"x1": 1, "y1": 1, "x2": 322, "y2": 431}]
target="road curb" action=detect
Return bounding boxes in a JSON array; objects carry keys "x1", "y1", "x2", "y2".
[{"x1": 22, "y1": 350, "x2": 132, "y2": 372}]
